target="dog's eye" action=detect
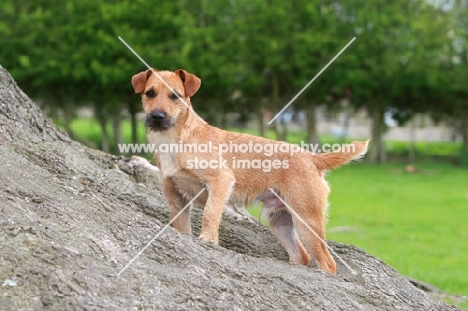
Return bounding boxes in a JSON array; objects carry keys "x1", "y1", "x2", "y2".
[
  {"x1": 145, "y1": 90, "x2": 155, "y2": 98},
  {"x1": 170, "y1": 93, "x2": 179, "y2": 101}
]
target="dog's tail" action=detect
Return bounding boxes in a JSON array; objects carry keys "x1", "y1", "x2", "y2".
[{"x1": 313, "y1": 140, "x2": 369, "y2": 171}]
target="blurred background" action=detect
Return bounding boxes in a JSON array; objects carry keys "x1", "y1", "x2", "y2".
[{"x1": 1, "y1": 0, "x2": 467, "y2": 306}]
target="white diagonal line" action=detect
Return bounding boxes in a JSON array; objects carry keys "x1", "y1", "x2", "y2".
[
  {"x1": 268, "y1": 37, "x2": 356, "y2": 124},
  {"x1": 118, "y1": 36, "x2": 206, "y2": 124},
  {"x1": 117, "y1": 187, "x2": 206, "y2": 277},
  {"x1": 268, "y1": 188, "x2": 357, "y2": 275}
]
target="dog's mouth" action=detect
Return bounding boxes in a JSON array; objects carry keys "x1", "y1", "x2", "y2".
[
  {"x1": 145, "y1": 115, "x2": 175, "y2": 132},
  {"x1": 146, "y1": 121, "x2": 175, "y2": 132}
]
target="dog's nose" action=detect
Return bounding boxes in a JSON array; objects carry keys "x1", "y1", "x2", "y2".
[
  {"x1": 146, "y1": 110, "x2": 173, "y2": 131},
  {"x1": 150, "y1": 111, "x2": 166, "y2": 120}
]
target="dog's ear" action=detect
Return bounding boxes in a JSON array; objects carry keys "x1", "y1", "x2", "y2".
[
  {"x1": 131, "y1": 69, "x2": 154, "y2": 94},
  {"x1": 175, "y1": 69, "x2": 201, "y2": 97}
]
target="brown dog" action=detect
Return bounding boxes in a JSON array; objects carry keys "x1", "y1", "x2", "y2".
[{"x1": 131, "y1": 68, "x2": 368, "y2": 274}]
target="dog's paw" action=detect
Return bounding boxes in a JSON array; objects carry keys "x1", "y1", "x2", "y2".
[{"x1": 199, "y1": 233, "x2": 219, "y2": 245}]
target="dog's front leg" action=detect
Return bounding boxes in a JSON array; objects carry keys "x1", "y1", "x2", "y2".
[
  {"x1": 162, "y1": 177, "x2": 191, "y2": 234},
  {"x1": 199, "y1": 175, "x2": 235, "y2": 244}
]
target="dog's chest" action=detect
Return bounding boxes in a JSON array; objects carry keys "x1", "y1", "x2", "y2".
[
  {"x1": 147, "y1": 131, "x2": 180, "y2": 177},
  {"x1": 157, "y1": 153, "x2": 179, "y2": 177}
]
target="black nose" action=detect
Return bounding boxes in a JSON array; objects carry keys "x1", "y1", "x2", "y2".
[
  {"x1": 150, "y1": 111, "x2": 166, "y2": 120},
  {"x1": 146, "y1": 110, "x2": 173, "y2": 131}
]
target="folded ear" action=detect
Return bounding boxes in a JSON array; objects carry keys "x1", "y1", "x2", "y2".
[
  {"x1": 175, "y1": 69, "x2": 201, "y2": 97},
  {"x1": 131, "y1": 69, "x2": 155, "y2": 94}
]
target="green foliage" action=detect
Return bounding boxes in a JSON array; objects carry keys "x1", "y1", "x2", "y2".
[{"x1": 2, "y1": 0, "x2": 465, "y2": 150}]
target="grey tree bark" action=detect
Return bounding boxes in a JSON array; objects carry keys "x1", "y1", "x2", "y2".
[{"x1": 0, "y1": 65, "x2": 461, "y2": 310}]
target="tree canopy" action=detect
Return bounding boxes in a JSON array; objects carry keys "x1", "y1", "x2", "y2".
[{"x1": 1, "y1": 0, "x2": 466, "y2": 160}]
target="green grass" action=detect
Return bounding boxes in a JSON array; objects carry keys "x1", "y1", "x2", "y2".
[{"x1": 326, "y1": 163, "x2": 468, "y2": 297}]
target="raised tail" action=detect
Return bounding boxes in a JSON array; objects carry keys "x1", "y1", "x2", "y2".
[{"x1": 313, "y1": 140, "x2": 369, "y2": 171}]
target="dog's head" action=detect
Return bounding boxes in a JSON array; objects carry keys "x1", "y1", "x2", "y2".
[{"x1": 131, "y1": 69, "x2": 201, "y2": 131}]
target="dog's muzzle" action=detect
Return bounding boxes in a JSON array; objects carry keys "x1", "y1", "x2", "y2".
[{"x1": 145, "y1": 110, "x2": 174, "y2": 131}]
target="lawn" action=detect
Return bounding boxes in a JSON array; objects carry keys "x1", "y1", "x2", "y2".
[
  {"x1": 60, "y1": 117, "x2": 468, "y2": 307},
  {"x1": 328, "y1": 164, "x2": 467, "y2": 295}
]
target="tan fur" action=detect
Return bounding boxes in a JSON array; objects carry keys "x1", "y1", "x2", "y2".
[{"x1": 131, "y1": 69, "x2": 368, "y2": 274}]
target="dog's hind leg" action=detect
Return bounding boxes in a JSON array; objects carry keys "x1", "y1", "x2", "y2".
[
  {"x1": 286, "y1": 193, "x2": 337, "y2": 274},
  {"x1": 267, "y1": 208, "x2": 311, "y2": 266}
]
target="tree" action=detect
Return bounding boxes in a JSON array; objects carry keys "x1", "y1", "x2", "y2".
[
  {"x1": 0, "y1": 0, "x2": 462, "y2": 162},
  {"x1": 337, "y1": 0, "x2": 451, "y2": 162},
  {"x1": 448, "y1": 0, "x2": 468, "y2": 148},
  {"x1": 289, "y1": 0, "x2": 350, "y2": 145}
]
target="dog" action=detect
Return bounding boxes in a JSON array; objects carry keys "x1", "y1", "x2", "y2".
[{"x1": 131, "y1": 68, "x2": 368, "y2": 274}]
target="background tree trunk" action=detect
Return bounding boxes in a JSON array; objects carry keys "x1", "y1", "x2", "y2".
[
  {"x1": 96, "y1": 114, "x2": 110, "y2": 153},
  {"x1": 462, "y1": 118, "x2": 468, "y2": 148},
  {"x1": 62, "y1": 100, "x2": 75, "y2": 139},
  {"x1": 409, "y1": 117, "x2": 417, "y2": 163},
  {"x1": 369, "y1": 107, "x2": 386, "y2": 163},
  {"x1": 278, "y1": 118, "x2": 288, "y2": 142},
  {"x1": 256, "y1": 102, "x2": 265, "y2": 137},
  {"x1": 0, "y1": 66, "x2": 459, "y2": 311},
  {"x1": 112, "y1": 112, "x2": 123, "y2": 148},
  {"x1": 129, "y1": 100, "x2": 139, "y2": 144},
  {"x1": 306, "y1": 103, "x2": 320, "y2": 146},
  {"x1": 271, "y1": 73, "x2": 285, "y2": 141},
  {"x1": 256, "y1": 108, "x2": 265, "y2": 137}
]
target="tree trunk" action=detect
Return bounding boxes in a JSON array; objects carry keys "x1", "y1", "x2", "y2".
[
  {"x1": 214, "y1": 99, "x2": 226, "y2": 128},
  {"x1": 62, "y1": 100, "x2": 75, "y2": 140},
  {"x1": 306, "y1": 103, "x2": 320, "y2": 145},
  {"x1": 0, "y1": 66, "x2": 456, "y2": 311},
  {"x1": 340, "y1": 103, "x2": 352, "y2": 143},
  {"x1": 409, "y1": 117, "x2": 416, "y2": 164},
  {"x1": 256, "y1": 105, "x2": 265, "y2": 137},
  {"x1": 220, "y1": 100, "x2": 227, "y2": 129},
  {"x1": 369, "y1": 107, "x2": 386, "y2": 163},
  {"x1": 112, "y1": 112, "x2": 123, "y2": 148},
  {"x1": 281, "y1": 118, "x2": 288, "y2": 141},
  {"x1": 97, "y1": 114, "x2": 110, "y2": 153},
  {"x1": 462, "y1": 117, "x2": 468, "y2": 148},
  {"x1": 129, "y1": 100, "x2": 139, "y2": 144},
  {"x1": 271, "y1": 73, "x2": 282, "y2": 141},
  {"x1": 255, "y1": 106, "x2": 265, "y2": 137}
]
